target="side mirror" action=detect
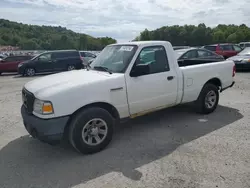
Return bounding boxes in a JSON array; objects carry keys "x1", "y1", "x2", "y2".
[{"x1": 130, "y1": 64, "x2": 150, "y2": 77}]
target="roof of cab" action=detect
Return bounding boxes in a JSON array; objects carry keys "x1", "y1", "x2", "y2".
[{"x1": 109, "y1": 40, "x2": 171, "y2": 47}]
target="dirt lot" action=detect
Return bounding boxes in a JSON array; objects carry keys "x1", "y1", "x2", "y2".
[{"x1": 0, "y1": 73, "x2": 249, "y2": 188}]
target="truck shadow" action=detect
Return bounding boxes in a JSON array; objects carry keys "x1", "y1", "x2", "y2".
[{"x1": 0, "y1": 105, "x2": 243, "y2": 188}]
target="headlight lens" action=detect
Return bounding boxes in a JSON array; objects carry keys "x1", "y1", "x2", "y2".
[
  {"x1": 18, "y1": 63, "x2": 23, "y2": 67},
  {"x1": 33, "y1": 99, "x2": 54, "y2": 115}
]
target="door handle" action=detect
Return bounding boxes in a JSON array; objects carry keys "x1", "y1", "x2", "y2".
[{"x1": 167, "y1": 76, "x2": 174, "y2": 80}]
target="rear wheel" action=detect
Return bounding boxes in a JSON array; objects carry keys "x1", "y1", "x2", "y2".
[
  {"x1": 194, "y1": 83, "x2": 219, "y2": 114},
  {"x1": 25, "y1": 68, "x2": 35, "y2": 76},
  {"x1": 69, "y1": 107, "x2": 114, "y2": 154},
  {"x1": 67, "y1": 65, "x2": 76, "y2": 71}
]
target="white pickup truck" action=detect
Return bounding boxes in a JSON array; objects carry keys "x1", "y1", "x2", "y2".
[{"x1": 21, "y1": 41, "x2": 235, "y2": 154}]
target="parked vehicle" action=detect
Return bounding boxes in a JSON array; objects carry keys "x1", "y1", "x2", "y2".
[
  {"x1": 227, "y1": 47, "x2": 250, "y2": 70},
  {"x1": 0, "y1": 54, "x2": 6, "y2": 60},
  {"x1": 238, "y1": 42, "x2": 250, "y2": 49},
  {"x1": 18, "y1": 50, "x2": 83, "y2": 76},
  {"x1": 0, "y1": 55, "x2": 33, "y2": 75},
  {"x1": 79, "y1": 51, "x2": 97, "y2": 63},
  {"x1": 202, "y1": 43, "x2": 242, "y2": 59},
  {"x1": 21, "y1": 41, "x2": 235, "y2": 154},
  {"x1": 173, "y1": 46, "x2": 190, "y2": 50},
  {"x1": 175, "y1": 48, "x2": 225, "y2": 66}
]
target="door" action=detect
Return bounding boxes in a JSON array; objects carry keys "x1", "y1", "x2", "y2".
[
  {"x1": 219, "y1": 44, "x2": 236, "y2": 58},
  {"x1": 0, "y1": 56, "x2": 19, "y2": 72},
  {"x1": 35, "y1": 53, "x2": 54, "y2": 72},
  {"x1": 125, "y1": 46, "x2": 178, "y2": 115}
]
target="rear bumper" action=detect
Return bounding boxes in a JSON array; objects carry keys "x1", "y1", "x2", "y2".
[
  {"x1": 21, "y1": 105, "x2": 69, "y2": 143},
  {"x1": 220, "y1": 81, "x2": 235, "y2": 92}
]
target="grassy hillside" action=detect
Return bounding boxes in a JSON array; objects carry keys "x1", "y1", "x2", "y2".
[{"x1": 0, "y1": 19, "x2": 116, "y2": 50}]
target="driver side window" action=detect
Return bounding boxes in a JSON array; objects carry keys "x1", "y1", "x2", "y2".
[
  {"x1": 38, "y1": 53, "x2": 51, "y2": 61},
  {"x1": 233, "y1": 45, "x2": 242, "y2": 52},
  {"x1": 182, "y1": 50, "x2": 198, "y2": 59},
  {"x1": 133, "y1": 46, "x2": 170, "y2": 75}
]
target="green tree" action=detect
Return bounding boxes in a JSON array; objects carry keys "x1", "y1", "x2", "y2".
[
  {"x1": 0, "y1": 19, "x2": 116, "y2": 50},
  {"x1": 135, "y1": 23, "x2": 250, "y2": 46}
]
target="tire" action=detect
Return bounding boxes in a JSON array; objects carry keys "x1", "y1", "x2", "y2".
[
  {"x1": 25, "y1": 68, "x2": 35, "y2": 77},
  {"x1": 69, "y1": 107, "x2": 114, "y2": 154},
  {"x1": 67, "y1": 65, "x2": 76, "y2": 71},
  {"x1": 194, "y1": 83, "x2": 219, "y2": 114}
]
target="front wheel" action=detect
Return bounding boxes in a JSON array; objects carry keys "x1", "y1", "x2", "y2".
[
  {"x1": 25, "y1": 68, "x2": 35, "y2": 77},
  {"x1": 69, "y1": 107, "x2": 114, "y2": 154},
  {"x1": 67, "y1": 65, "x2": 76, "y2": 71},
  {"x1": 194, "y1": 83, "x2": 219, "y2": 114}
]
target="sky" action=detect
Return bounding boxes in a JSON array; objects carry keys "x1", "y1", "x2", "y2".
[{"x1": 0, "y1": 0, "x2": 250, "y2": 42}]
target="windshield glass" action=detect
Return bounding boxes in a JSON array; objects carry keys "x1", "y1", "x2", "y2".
[
  {"x1": 175, "y1": 49, "x2": 189, "y2": 59},
  {"x1": 238, "y1": 47, "x2": 250, "y2": 55},
  {"x1": 90, "y1": 45, "x2": 138, "y2": 73},
  {"x1": 31, "y1": 52, "x2": 43, "y2": 60}
]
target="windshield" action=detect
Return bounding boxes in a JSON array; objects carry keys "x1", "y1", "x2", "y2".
[
  {"x1": 90, "y1": 45, "x2": 138, "y2": 73},
  {"x1": 31, "y1": 53, "x2": 43, "y2": 60},
  {"x1": 175, "y1": 49, "x2": 189, "y2": 59},
  {"x1": 238, "y1": 47, "x2": 250, "y2": 56}
]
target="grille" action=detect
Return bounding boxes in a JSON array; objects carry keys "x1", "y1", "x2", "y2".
[{"x1": 22, "y1": 88, "x2": 35, "y2": 113}]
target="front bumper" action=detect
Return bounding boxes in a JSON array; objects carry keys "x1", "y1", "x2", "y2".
[
  {"x1": 18, "y1": 66, "x2": 25, "y2": 75},
  {"x1": 21, "y1": 105, "x2": 69, "y2": 143}
]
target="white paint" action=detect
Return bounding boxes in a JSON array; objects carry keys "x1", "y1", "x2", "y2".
[{"x1": 23, "y1": 41, "x2": 235, "y2": 119}]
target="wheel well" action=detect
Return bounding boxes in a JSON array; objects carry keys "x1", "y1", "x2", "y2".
[
  {"x1": 64, "y1": 102, "x2": 120, "y2": 137},
  {"x1": 74, "y1": 102, "x2": 120, "y2": 119},
  {"x1": 205, "y1": 78, "x2": 222, "y2": 89}
]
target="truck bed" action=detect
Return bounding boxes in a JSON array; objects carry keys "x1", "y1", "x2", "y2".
[{"x1": 179, "y1": 60, "x2": 234, "y2": 104}]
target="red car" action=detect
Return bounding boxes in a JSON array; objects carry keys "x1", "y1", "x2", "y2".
[
  {"x1": 202, "y1": 43, "x2": 242, "y2": 59},
  {"x1": 0, "y1": 55, "x2": 33, "y2": 75}
]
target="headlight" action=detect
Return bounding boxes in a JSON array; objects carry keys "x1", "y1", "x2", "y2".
[
  {"x1": 33, "y1": 99, "x2": 54, "y2": 115},
  {"x1": 18, "y1": 63, "x2": 23, "y2": 67}
]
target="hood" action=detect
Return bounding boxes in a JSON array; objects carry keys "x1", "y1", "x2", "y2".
[
  {"x1": 24, "y1": 69, "x2": 123, "y2": 97},
  {"x1": 228, "y1": 55, "x2": 250, "y2": 61},
  {"x1": 19, "y1": 59, "x2": 32, "y2": 65}
]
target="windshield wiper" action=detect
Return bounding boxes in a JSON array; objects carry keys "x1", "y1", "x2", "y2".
[{"x1": 93, "y1": 66, "x2": 112, "y2": 74}]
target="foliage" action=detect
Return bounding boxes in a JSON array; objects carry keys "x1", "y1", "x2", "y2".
[
  {"x1": 135, "y1": 23, "x2": 250, "y2": 46},
  {"x1": 0, "y1": 19, "x2": 117, "y2": 50}
]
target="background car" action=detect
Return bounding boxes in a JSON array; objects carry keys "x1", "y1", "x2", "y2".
[
  {"x1": 175, "y1": 48, "x2": 225, "y2": 66},
  {"x1": 79, "y1": 51, "x2": 97, "y2": 63},
  {"x1": 18, "y1": 50, "x2": 83, "y2": 76},
  {"x1": 0, "y1": 55, "x2": 33, "y2": 75},
  {"x1": 227, "y1": 47, "x2": 250, "y2": 70},
  {"x1": 238, "y1": 42, "x2": 250, "y2": 49},
  {"x1": 173, "y1": 46, "x2": 190, "y2": 50},
  {"x1": 202, "y1": 43, "x2": 242, "y2": 59}
]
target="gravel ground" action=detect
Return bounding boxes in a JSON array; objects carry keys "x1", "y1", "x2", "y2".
[{"x1": 0, "y1": 72, "x2": 249, "y2": 188}]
